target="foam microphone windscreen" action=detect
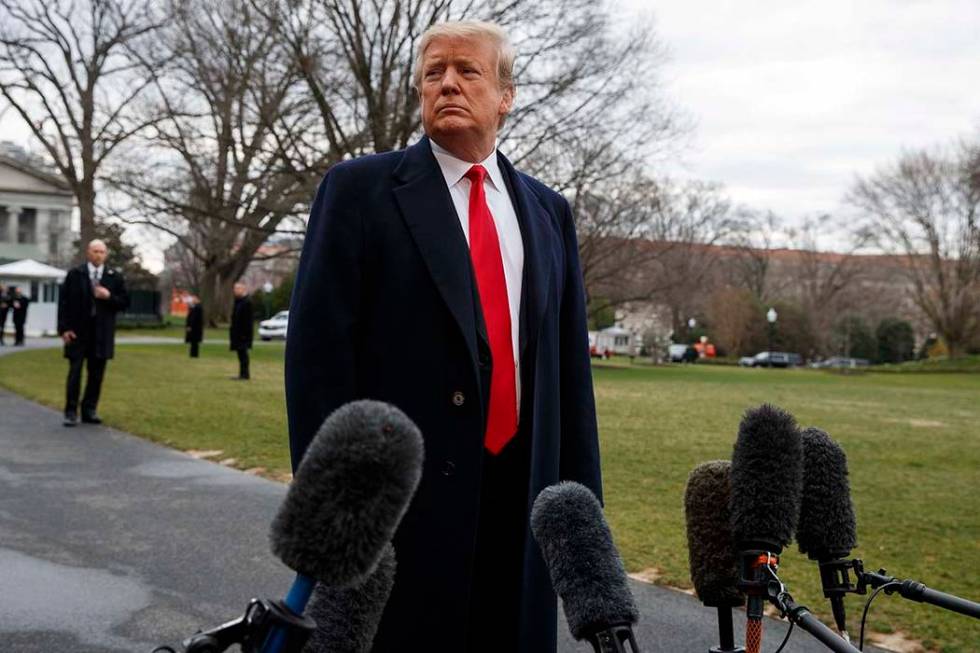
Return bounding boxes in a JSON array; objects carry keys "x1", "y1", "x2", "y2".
[
  {"x1": 797, "y1": 427, "x2": 857, "y2": 560},
  {"x1": 530, "y1": 481, "x2": 638, "y2": 640},
  {"x1": 302, "y1": 543, "x2": 396, "y2": 653},
  {"x1": 270, "y1": 400, "x2": 424, "y2": 586},
  {"x1": 684, "y1": 461, "x2": 745, "y2": 608},
  {"x1": 729, "y1": 404, "x2": 803, "y2": 552}
]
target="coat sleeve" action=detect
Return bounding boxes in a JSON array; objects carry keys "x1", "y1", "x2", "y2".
[
  {"x1": 108, "y1": 273, "x2": 129, "y2": 312},
  {"x1": 57, "y1": 270, "x2": 74, "y2": 334},
  {"x1": 556, "y1": 197, "x2": 603, "y2": 503},
  {"x1": 285, "y1": 166, "x2": 363, "y2": 471}
]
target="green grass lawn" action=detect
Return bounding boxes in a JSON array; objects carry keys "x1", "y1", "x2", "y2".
[{"x1": 1, "y1": 347, "x2": 977, "y2": 651}]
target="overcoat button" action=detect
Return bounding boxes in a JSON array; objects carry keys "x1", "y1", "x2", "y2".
[{"x1": 452, "y1": 391, "x2": 465, "y2": 406}]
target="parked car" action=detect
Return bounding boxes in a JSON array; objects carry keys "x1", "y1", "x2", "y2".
[
  {"x1": 738, "y1": 351, "x2": 802, "y2": 368},
  {"x1": 668, "y1": 343, "x2": 697, "y2": 363},
  {"x1": 258, "y1": 310, "x2": 289, "y2": 340},
  {"x1": 810, "y1": 357, "x2": 870, "y2": 369}
]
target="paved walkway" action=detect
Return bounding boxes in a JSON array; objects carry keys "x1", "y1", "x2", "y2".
[{"x1": 0, "y1": 357, "x2": 880, "y2": 651}]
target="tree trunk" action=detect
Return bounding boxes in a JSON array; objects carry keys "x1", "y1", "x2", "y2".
[{"x1": 76, "y1": 186, "x2": 97, "y2": 260}]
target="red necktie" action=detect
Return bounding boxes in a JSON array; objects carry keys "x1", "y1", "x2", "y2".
[{"x1": 465, "y1": 165, "x2": 518, "y2": 454}]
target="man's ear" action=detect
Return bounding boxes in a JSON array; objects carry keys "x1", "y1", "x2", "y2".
[{"x1": 499, "y1": 85, "x2": 515, "y2": 117}]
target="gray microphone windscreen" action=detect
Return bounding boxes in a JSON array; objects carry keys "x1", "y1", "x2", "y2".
[
  {"x1": 730, "y1": 404, "x2": 803, "y2": 552},
  {"x1": 530, "y1": 481, "x2": 638, "y2": 640},
  {"x1": 684, "y1": 461, "x2": 745, "y2": 607},
  {"x1": 302, "y1": 543, "x2": 396, "y2": 653},
  {"x1": 270, "y1": 400, "x2": 423, "y2": 586},
  {"x1": 797, "y1": 427, "x2": 858, "y2": 560}
]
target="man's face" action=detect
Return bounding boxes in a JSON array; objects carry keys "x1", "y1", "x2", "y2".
[
  {"x1": 87, "y1": 242, "x2": 108, "y2": 267},
  {"x1": 419, "y1": 36, "x2": 513, "y2": 152},
  {"x1": 233, "y1": 283, "x2": 247, "y2": 298}
]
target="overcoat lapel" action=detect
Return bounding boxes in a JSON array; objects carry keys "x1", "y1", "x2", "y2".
[
  {"x1": 393, "y1": 137, "x2": 481, "y2": 373},
  {"x1": 497, "y1": 152, "x2": 552, "y2": 361}
]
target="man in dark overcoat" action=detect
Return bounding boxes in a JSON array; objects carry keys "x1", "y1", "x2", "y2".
[
  {"x1": 229, "y1": 282, "x2": 253, "y2": 379},
  {"x1": 10, "y1": 287, "x2": 30, "y2": 345},
  {"x1": 0, "y1": 284, "x2": 8, "y2": 346},
  {"x1": 58, "y1": 239, "x2": 129, "y2": 426},
  {"x1": 285, "y1": 20, "x2": 601, "y2": 653},
  {"x1": 184, "y1": 295, "x2": 203, "y2": 358}
]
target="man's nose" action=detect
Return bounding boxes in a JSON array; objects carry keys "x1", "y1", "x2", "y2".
[{"x1": 440, "y1": 68, "x2": 461, "y2": 94}]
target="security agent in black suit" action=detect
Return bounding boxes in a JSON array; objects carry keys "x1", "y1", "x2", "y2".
[
  {"x1": 0, "y1": 284, "x2": 8, "y2": 345},
  {"x1": 58, "y1": 239, "x2": 129, "y2": 426},
  {"x1": 229, "y1": 282, "x2": 253, "y2": 379},
  {"x1": 184, "y1": 296, "x2": 203, "y2": 357},
  {"x1": 10, "y1": 287, "x2": 30, "y2": 346}
]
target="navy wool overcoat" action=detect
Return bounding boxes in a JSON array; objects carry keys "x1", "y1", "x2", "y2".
[{"x1": 285, "y1": 136, "x2": 602, "y2": 652}]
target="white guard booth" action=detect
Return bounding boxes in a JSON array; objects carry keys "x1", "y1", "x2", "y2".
[{"x1": 0, "y1": 258, "x2": 66, "y2": 337}]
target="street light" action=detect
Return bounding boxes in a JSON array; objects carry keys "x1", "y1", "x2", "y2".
[
  {"x1": 766, "y1": 307, "x2": 778, "y2": 366},
  {"x1": 262, "y1": 281, "x2": 274, "y2": 318}
]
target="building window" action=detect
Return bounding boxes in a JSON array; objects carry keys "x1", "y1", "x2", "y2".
[
  {"x1": 18, "y1": 208, "x2": 37, "y2": 244},
  {"x1": 0, "y1": 207, "x2": 8, "y2": 242},
  {"x1": 30, "y1": 280, "x2": 39, "y2": 299}
]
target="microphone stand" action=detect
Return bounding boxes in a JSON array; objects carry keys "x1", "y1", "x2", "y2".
[
  {"x1": 584, "y1": 624, "x2": 641, "y2": 653},
  {"x1": 818, "y1": 559, "x2": 980, "y2": 620},
  {"x1": 150, "y1": 597, "x2": 315, "y2": 653},
  {"x1": 741, "y1": 550, "x2": 861, "y2": 653},
  {"x1": 710, "y1": 606, "x2": 745, "y2": 653}
]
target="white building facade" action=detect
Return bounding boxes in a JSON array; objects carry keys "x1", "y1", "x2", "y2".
[{"x1": 0, "y1": 153, "x2": 75, "y2": 266}]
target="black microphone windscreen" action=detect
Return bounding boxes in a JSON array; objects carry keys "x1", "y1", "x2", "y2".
[
  {"x1": 270, "y1": 400, "x2": 424, "y2": 586},
  {"x1": 302, "y1": 543, "x2": 396, "y2": 653},
  {"x1": 530, "y1": 481, "x2": 638, "y2": 641},
  {"x1": 684, "y1": 461, "x2": 745, "y2": 607},
  {"x1": 730, "y1": 404, "x2": 803, "y2": 552},
  {"x1": 797, "y1": 427, "x2": 857, "y2": 560}
]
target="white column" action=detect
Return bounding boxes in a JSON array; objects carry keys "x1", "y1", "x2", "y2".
[
  {"x1": 36, "y1": 209, "x2": 50, "y2": 255},
  {"x1": 5, "y1": 205, "x2": 20, "y2": 244}
]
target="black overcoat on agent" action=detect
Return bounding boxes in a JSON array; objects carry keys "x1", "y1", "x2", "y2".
[
  {"x1": 185, "y1": 304, "x2": 203, "y2": 343},
  {"x1": 11, "y1": 294, "x2": 30, "y2": 325},
  {"x1": 285, "y1": 136, "x2": 602, "y2": 653},
  {"x1": 57, "y1": 264, "x2": 129, "y2": 359},
  {"x1": 229, "y1": 297, "x2": 253, "y2": 351}
]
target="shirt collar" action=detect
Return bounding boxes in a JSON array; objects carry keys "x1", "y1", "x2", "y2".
[
  {"x1": 429, "y1": 139, "x2": 505, "y2": 194},
  {"x1": 87, "y1": 262, "x2": 104, "y2": 275}
]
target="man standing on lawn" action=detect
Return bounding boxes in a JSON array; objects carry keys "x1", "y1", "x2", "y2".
[
  {"x1": 185, "y1": 294, "x2": 203, "y2": 358},
  {"x1": 10, "y1": 286, "x2": 30, "y2": 346},
  {"x1": 286, "y1": 20, "x2": 601, "y2": 653},
  {"x1": 229, "y1": 282, "x2": 253, "y2": 380},
  {"x1": 58, "y1": 239, "x2": 129, "y2": 426}
]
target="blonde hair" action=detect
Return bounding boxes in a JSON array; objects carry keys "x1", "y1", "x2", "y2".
[{"x1": 413, "y1": 20, "x2": 516, "y2": 92}]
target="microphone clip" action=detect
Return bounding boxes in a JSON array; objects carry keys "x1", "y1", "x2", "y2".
[
  {"x1": 156, "y1": 597, "x2": 315, "y2": 653},
  {"x1": 586, "y1": 623, "x2": 641, "y2": 653},
  {"x1": 817, "y1": 558, "x2": 860, "y2": 599}
]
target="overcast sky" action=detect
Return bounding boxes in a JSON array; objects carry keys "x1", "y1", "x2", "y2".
[
  {"x1": 2, "y1": 0, "x2": 979, "y2": 262},
  {"x1": 623, "y1": 0, "x2": 980, "y2": 234}
]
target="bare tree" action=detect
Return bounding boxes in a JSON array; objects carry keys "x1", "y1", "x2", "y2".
[
  {"x1": 265, "y1": 0, "x2": 683, "y2": 178},
  {"x1": 848, "y1": 143, "x2": 980, "y2": 357},
  {"x1": 0, "y1": 0, "x2": 162, "y2": 247},
  {"x1": 724, "y1": 209, "x2": 784, "y2": 303},
  {"x1": 644, "y1": 180, "x2": 737, "y2": 336},
  {"x1": 783, "y1": 215, "x2": 869, "y2": 355},
  {"x1": 108, "y1": 0, "x2": 314, "y2": 324}
]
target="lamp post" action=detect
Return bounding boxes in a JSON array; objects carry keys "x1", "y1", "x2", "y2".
[
  {"x1": 766, "y1": 307, "x2": 778, "y2": 366},
  {"x1": 687, "y1": 317, "x2": 696, "y2": 338},
  {"x1": 262, "y1": 281, "x2": 273, "y2": 319}
]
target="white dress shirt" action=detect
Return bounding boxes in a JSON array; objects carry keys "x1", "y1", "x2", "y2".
[
  {"x1": 87, "y1": 262, "x2": 104, "y2": 283},
  {"x1": 429, "y1": 139, "x2": 524, "y2": 408}
]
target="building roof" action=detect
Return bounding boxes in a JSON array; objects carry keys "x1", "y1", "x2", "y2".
[
  {"x1": 0, "y1": 258, "x2": 67, "y2": 280},
  {"x1": 0, "y1": 152, "x2": 73, "y2": 195}
]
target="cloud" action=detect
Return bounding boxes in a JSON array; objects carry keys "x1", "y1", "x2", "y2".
[{"x1": 627, "y1": 0, "x2": 980, "y2": 222}]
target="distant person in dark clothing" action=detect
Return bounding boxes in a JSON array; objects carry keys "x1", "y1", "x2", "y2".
[
  {"x1": 229, "y1": 282, "x2": 253, "y2": 380},
  {"x1": 185, "y1": 295, "x2": 203, "y2": 358},
  {"x1": 0, "y1": 284, "x2": 8, "y2": 346},
  {"x1": 10, "y1": 287, "x2": 30, "y2": 346},
  {"x1": 58, "y1": 239, "x2": 129, "y2": 426}
]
